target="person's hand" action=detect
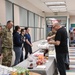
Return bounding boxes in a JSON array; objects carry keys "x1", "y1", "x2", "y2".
[
  {"x1": 23, "y1": 38, "x2": 25, "y2": 42},
  {"x1": 48, "y1": 40, "x2": 54, "y2": 44},
  {"x1": 47, "y1": 37, "x2": 51, "y2": 41},
  {"x1": 48, "y1": 41, "x2": 52, "y2": 44},
  {"x1": 30, "y1": 44, "x2": 33, "y2": 47}
]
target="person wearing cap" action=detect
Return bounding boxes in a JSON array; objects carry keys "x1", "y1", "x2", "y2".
[{"x1": 47, "y1": 22, "x2": 69, "y2": 75}]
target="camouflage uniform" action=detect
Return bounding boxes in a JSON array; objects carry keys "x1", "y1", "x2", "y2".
[
  {"x1": 0, "y1": 26, "x2": 13, "y2": 67},
  {"x1": 47, "y1": 31, "x2": 55, "y2": 40}
]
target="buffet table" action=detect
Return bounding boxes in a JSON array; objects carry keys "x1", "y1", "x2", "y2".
[
  {"x1": 16, "y1": 49, "x2": 57, "y2": 75},
  {"x1": 29, "y1": 72, "x2": 41, "y2": 75}
]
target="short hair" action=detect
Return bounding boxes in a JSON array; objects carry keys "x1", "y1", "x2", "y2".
[
  {"x1": 13, "y1": 26, "x2": 20, "y2": 35},
  {"x1": 7, "y1": 20, "x2": 12, "y2": 24},
  {"x1": 15, "y1": 26, "x2": 20, "y2": 31},
  {"x1": 25, "y1": 27, "x2": 29, "y2": 30},
  {"x1": 53, "y1": 22, "x2": 60, "y2": 27},
  {"x1": 21, "y1": 29, "x2": 24, "y2": 33}
]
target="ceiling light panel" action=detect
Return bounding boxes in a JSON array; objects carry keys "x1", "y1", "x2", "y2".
[
  {"x1": 51, "y1": 8, "x2": 66, "y2": 10},
  {"x1": 51, "y1": 9, "x2": 67, "y2": 12},
  {"x1": 50, "y1": 7, "x2": 67, "y2": 12},
  {"x1": 45, "y1": 2, "x2": 66, "y2": 6},
  {"x1": 49, "y1": 6, "x2": 66, "y2": 10},
  {"x1": 49, "y1": 5, "x2": 66, "y2": 8},
  {"x1": 44, "y1": 1, "x2": 67, "y2": 12}
]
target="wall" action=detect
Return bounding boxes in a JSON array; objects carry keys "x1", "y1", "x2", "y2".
[
  {"x1": 0, "y1": 0, "x2": 6, "y2": 25},
  {"x1": 70, "y1": 16, "x2": 75, "y2": 24},
  {"x1": 14, "y1": 5, "x2": 20, "y2": 25},
  {"x1": 68, "y1": 16, "x2": 75, "y2": 30}
]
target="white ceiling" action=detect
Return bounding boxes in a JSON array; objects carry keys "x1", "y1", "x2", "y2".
[{"x1": 27, "y1": 0, "x2": 75, "y2": 16}]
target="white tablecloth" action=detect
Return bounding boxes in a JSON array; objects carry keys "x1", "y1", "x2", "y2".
[{"x1": 16, "y1": 49, "x2": 57, "y2": 75}]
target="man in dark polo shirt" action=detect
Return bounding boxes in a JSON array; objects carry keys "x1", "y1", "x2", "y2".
[{"x1": 48, "y1": 22, "x2": 68, "y2": 75}]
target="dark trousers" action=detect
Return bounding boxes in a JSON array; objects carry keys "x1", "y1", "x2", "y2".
[
  {"x1": 65, "y1": 52, "x2": 69, "y2": 64},
  {"x1": 64, "y1": 52, "x2": 70, "y2": 69},
  {"x1": 20, "y1": 47, "x2": 23, "y2": 62},
  {"x1": 24, "y1": 45, "x2": 32, "y2": 59},
  {"x1": 56, "y1": 53, "x2": 66, "y2": 75}
]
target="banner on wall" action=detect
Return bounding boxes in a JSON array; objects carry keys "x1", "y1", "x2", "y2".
[
  {"x1": 69, "y1": 24, "x2": 75, "y2": 32},
  {"x1": 71, "y1": 24, "x2": 75, "y2": 27}
]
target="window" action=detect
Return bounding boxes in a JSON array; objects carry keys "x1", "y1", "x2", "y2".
[
  {"x1": 41, "y1": 18, "x2": 44, "y2": 28},
  {"x1": 35, "y1": 14, "x2": 39, "y2": 27},
  {"x1": 29, "y1": 12, "x2": 34, "y2": 27},
  {"x1": 14, "y1": 5, "x2": 20, "y2": 25},
  {"x1": 29, "y1": 28, "x2": 34, "y2": 42},
  {"x1": 35, "y1": 28, "x2": 41, "y2": 41},
  {"x1": 34, "y1": 15, "x2": 44, "y2": 41},
  {"x1": 6, "y1": 1, "x2": 13, "y2": 21},
  {"x1": 38, "y1": 17, "x2": 41, "y2": 27},
  {"x1": 41, "y1": 28, "x2": 44, "y2": 39},
  {"x1": 19, "y1": 7, "x2": 27, "y2": 26}
]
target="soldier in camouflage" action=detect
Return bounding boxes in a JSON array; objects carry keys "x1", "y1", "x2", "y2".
[
  {"x1": 47, "y1": 27, "x2": 56, "y2": 40},
  {"x1": 0, "y1": 21, "x2": 13, "y2": 67}
]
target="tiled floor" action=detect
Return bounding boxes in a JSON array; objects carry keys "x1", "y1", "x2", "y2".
[
  {"x1": 66, "y1": 47, "x2": 75, "y2": 75},
  {"x1": 66, "y1": 72, "x2": 75, "y2": 75},
  {"x1": 58, "y1": 47, "x2": 75, "y2": 75}
]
